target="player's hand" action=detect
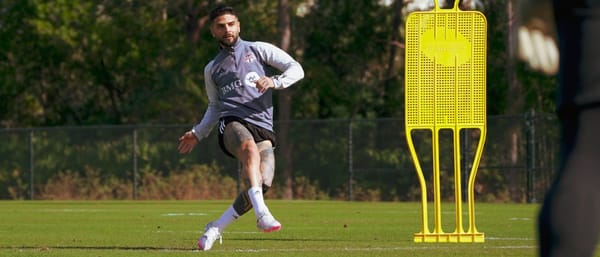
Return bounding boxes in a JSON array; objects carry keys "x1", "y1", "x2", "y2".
[
  {"x1": 255, "y1": 76, "x2": 274, "y2": 93},
  {"x1": 517, "y1": 0, "x2": 559, "y2": 75},
  {"x1": 178, "y1": 131, "x2": 198, "y2": 154}
]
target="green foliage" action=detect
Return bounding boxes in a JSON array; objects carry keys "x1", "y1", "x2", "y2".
[
  {"x1": 0, "y1": 0, "x2": 209, "y2": 126},
  {"x1": 294, "y1": 1, "x2": 398, "y2": 119},
  {"x1": 481, "y1": 0, "x2": 558, "y2": 114},
  {"x1": 0, "y1": 0, "x2": 559, "y2": 126},
  {"x1": 4, "y1": 169, "x2": 29, "y2": 200}
]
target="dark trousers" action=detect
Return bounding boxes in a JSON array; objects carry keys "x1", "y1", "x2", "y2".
[{"x1": 538, "y1": 2, "x2": 600, "y2": 257}]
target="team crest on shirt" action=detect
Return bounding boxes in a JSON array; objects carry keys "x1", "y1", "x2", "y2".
[
  {"x1": 244, "y1": 53, "x2": 256, "y2": 63},
  {"x1": 244, "y1": 72, "x2": 260, "y2": 88}
]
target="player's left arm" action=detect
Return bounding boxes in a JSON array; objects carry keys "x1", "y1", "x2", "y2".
[
  {"x1": 254, "y1": 42, "x2": 304, "y2": 92},
  {"x1": 517, "y1": 0, "x2": 559, "y2": 75}
]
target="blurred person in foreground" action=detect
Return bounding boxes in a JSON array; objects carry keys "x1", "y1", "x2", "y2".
[
  {"x1": 177, "y1": 4, "x2": 304, "y2": 251},
  {"x1": 520, "y1": 0, "x2": 600, "y2": 256}
]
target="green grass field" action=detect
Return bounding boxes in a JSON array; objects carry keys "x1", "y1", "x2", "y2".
[{"x1": 0, "y1": 200, "x2": 553, "y2": 257}]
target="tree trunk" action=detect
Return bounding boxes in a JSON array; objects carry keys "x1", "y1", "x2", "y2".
[
  {"x1": 183, "y1": 0, "x2": 211, "y2": 43},
  {"x1": 506, "y1": 0, "x2": 525, "y2": 202},
  {"x1": 381, "y1": 0, "x2": 404, "y2": 117},
  {"x1": 277, "y1": 0, "x2": 294, "y2": 200}
]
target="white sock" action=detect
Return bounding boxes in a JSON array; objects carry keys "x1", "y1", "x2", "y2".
[
  {"x1": 214, "y1": 205, "x2": 239, "y2": 231},
  {"x1": 248, "y1": 186, "x2": 270, "y2": 218}
]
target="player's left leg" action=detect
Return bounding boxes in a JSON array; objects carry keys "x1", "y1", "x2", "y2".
[
  {"x1": 257, "y1": 140, "x2": 275, "y2": 187},
  {"x1": 253, "y1": 140, "x2": 281, "y2": 231},
  {"x1": 230, "y1": 141, "x2": 275, "y2": 216}
]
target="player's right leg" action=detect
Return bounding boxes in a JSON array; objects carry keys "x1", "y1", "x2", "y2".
[
  {"x1": 223, "y1": 123, "x2": 280, "y2": 232},
  {"x1": 198, "y1": 221, "x2": 223, "y2": 251},
  {"x1": 199, "y1": 121, "x2": 258, "y2": 251},
  {"x1": 198, "y1": 122, "x2": 280, "y2": 250}
]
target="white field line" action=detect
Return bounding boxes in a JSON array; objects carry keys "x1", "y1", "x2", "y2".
[
  {"x1": 212, "y1": 245, "x2": 537, "y2": 253},
  {"x1": 160, "y1": 212, "x2": 208, "y2": 216},
  {"x1": 487, "y1": 237, "x2": 535, "y2": 241}
]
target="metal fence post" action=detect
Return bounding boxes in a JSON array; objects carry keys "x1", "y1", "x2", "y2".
[
  {"x1": 348, "y1": 120, "x2": 353, "y2": 201},
  {"x1": 132, "y1": 128, "x2": 138, "y2": 200},
  {"x1": 29, "y1": 130, "x2": 34, "y2": 200},
  {"x1": 525, "y1": 109, "x2": 536, "y2": 203}
]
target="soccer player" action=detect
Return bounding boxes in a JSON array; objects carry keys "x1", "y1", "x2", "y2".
[
  {"x1": 177, "y1": 4, "x2": 304, "y2": 251},
  {"x1": 520, "y1": 1, "x2": 600, "y2": 256}
]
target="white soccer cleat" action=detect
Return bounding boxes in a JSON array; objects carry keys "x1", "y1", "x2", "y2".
[
  {"x1": 256, "y1": 214, "x2": 282, "y2": 232},
  {"x1": 197, "y1": 222, "x2": 222, "y2": 251}
]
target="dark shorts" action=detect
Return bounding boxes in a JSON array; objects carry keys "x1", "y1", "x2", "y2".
[{"x1": 217, "y1": 116, "x2": 277, "y2": 158}]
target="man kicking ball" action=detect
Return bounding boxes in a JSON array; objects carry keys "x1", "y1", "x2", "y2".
[{"x1": 177, "y1": 4, "x2": 304, "y2": 251}]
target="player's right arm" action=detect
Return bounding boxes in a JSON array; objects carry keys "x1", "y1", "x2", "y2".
[{"x1": 178, "y1": 61, "x2": 221, "y2": 154}]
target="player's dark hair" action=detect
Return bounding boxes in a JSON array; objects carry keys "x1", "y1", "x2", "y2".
[{"x1": 209, "y1": 4, "x2": 237, "y2": 22}]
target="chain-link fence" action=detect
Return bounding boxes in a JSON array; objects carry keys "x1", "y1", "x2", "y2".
[{"x1": 0, "y1": 112, "x2": 558, "y2": 202}]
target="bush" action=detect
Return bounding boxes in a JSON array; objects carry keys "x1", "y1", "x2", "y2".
[
  {"x1": 37, "y1": 164, "x2": 239, "y2": 200},
  {"x1": 39, "y1": 168, "x2": 131, "y2": 200},
  {"x1": 136, "y1": 164, "x2": 238, "y2": 200}
]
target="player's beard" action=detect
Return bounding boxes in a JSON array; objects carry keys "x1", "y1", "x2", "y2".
[{"x1": 219, "y1": 33, "x2": 239, "y2": 47}]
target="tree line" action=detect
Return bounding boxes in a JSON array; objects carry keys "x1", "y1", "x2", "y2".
[
  {"x1": 0, "y1": 0, "x2": 558, "y2": 200},
  {"x1": 0, "y1": 0, "x2": 555, "y2": 128}
]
